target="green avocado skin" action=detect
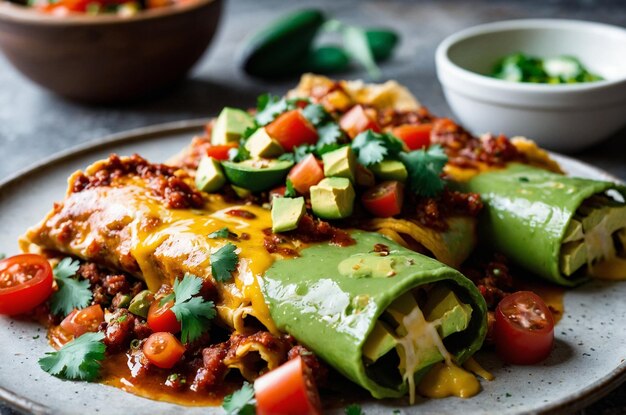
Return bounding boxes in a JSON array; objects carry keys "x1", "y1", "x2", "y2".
[
  {"x1": 262, "y1": 231, "x2": 487, "y2": 399},
  {"x1": 459, "y1": 163, "x2": 625, "y2": 286}
]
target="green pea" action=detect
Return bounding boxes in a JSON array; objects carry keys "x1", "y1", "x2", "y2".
[
  {"x1": 128, "y1": 290, "x2": 153, "y2": 318},
  {"x1": 365, "y1": 29, "x2": 400, "y2": 62},
  {"x1": 304, "y1": 46, "x2": 350, "y2": 74}
]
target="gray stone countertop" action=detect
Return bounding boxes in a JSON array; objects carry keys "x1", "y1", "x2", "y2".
[{"x1": 0, "y1": 0, "x2": 624, "y2": 413}]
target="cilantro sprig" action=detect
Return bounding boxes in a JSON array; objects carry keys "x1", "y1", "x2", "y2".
[
  {"x1": 399, "y1": 144, "x2": 448, "y2": 197},
  {"x1": 255, "y1": 94, "x2": 310, "y2": 126},
  {"x1": 210, "y1": 243, "x2": 239, "y2": 283},
  {"x1": 50, "y1": 258, "x2": 92, "y2": 316},
  {"x1": 351, "y1": 130, "x2": 404, "y2": 166},
  {"x1": 223, "y1": 382, "x2": 256, "y2": 415},
  {"x1": 163, "y1": 274, "x2": 217, "y2": 343},
  {"x1": 38, "y1": 332, "x2": 106, "y2": 381}
]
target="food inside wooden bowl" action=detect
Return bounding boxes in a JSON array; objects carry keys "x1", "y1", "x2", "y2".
[{"x1": 0, "y1": 0, "x2": 222, "y2": 103}]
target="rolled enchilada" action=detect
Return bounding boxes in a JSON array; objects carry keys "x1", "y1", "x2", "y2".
[
  {"x1": 262, "y1": 231, "x2": 487, "y2": 401},
  {"x1": 457, "y1": 163, "x2": 626, "y2": 286}
]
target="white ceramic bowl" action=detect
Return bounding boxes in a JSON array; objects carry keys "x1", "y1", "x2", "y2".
[{"x1": 435, "y1": 19, "x2": 626, "y2": 152}]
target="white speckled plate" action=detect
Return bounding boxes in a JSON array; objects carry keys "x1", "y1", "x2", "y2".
[{"x1": 0, "y1": 120, "x2": 624, "y2": 415}]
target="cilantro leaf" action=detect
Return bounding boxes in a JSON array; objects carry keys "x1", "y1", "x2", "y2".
[
  {"x1": 54, "y1": 257, "x2": 80, "y2": 279},
  {"x1": 170, "y1": 274, "x2": 216, "y2": 343},
  {"x1": 302, "y1": 104, "x2": 330, "y2": 126},
  {"x1": 399, "y1": 144, "x2": 448, "y2": 197},
  {"x1": 255, "y1": 94, "x2": 310, "y2": 126},
  {"x1": 351, "y1": 130, "x2": 404, "y2": 166},
  {"x1": 208, "y1": 227, "x2": 237, "y2": 239},
  {"x1": 0, "y1": 253, "x2": 5, "y2": 260},
  {"x1": 285, "y1": 178, "x2": 297, "y2": 198},
  {"x1": 293, "y1": 144, "x2": 316, "y2": 162},
  {"x1": 255, "y1": 94, "x2": 289, "y2": 126},
  {"x1": 345, "y1": 404, "x2": 364, "y2": 415},
  {"x1": 223, "y1": 382, "x2": 256, "y2": 415},
  {"x1": 316, "y1": 122, "x2": 345, "y2": 154},
  {"x1": 210, "y1": 243, "x2": 239, "y2": 283},
  {"x1": 277, "y1": 152, "x2": 295, "y2": 163},
  {"x1": 50, "y1": 258, "x2": 92, "y2": 316},
  {"x1": 39, "y1": 332, "x2": 106, "y2": 381}
]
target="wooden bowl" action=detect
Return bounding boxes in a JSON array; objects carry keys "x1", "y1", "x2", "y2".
[{"x1": 0, "y1": 0, "x2": 222, "y2": 103}]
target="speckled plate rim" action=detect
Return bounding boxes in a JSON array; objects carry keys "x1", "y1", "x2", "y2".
[{"x1": 0, "y1": 119, "x2": 624, "y2": 415}]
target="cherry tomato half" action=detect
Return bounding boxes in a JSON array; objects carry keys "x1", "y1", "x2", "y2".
[
  {"x1": 494, "y1": 291, "x2": 554, "y2": 365},
  {"x1": 392, "y1": 123, "x2": 432, "y2": 150},
  {"x1": 361, "y1": 181, "x2": 404, "y2": 218},
  {"x1": 266, "y1": 110, "x2": 318, "y2": 152},
  {"x1": 255, "y1": 356, "x2": 322, "y2": 415},
  {"x1": 143, "y1": 332, "x2": 185, "y2": 369},
  {"x1": 288, "y1": 154, "x2": 325, "y2": 194},
  {"x1": 147, "y1": 300, "x2": 181, "y2": 334},
  {"x1": 60, "y1": 304, "x2": 104, "y2": 338},
  {"x1": 0, "y1": 254, "x2": 53, "y2": 315},
  {"x1": 205, "y1": 143, "x2": 238, "y2": 161},
  {"x1": 339, "y1": 105, "x2": 380, "y2": 138}
]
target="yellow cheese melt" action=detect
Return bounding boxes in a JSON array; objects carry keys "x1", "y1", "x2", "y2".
[
  {"x1": 114, "y1": 185, "x2": 279, "y2": 333},
  {"x1": 394, "y1": 305, "x2": 481, "y2": 402}
]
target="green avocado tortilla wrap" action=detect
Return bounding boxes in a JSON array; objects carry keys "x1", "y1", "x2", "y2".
[
  {"x1": 262, "y1": 231, "x2": 487, "y2": 400},
  {"x1": 459, "y1": 163, "x2": 626, "y2": 286}
]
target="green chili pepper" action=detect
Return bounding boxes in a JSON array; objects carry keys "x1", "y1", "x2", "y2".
[
  {"x1": 240, "y1": 9, "x2": 326, "y2": 78},
  {"x1": 304, "y1": 45, "x2": 350, "y2": 74},
  {"x1": 366, "y1": 29, "x2": 400, "y2": 62}
]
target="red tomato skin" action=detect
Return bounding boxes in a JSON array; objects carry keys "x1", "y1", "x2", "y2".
[
  {"x1": 266, "y1": 110, "x2": 318, "y2": 152},
  {"x1": 0, "y1": 254, "x2": 54, "y2": 315},
  {"x1": 495, "y1": 291, "x2": 554, "y2": 365},
  {"x1": 270, "y1": 186, "x2": 287, "y2": 200},
  {"x1": 147, "y1": 301, "x2": 181, "y2": 334},
  {"x1": 361, "y1": 181, "x2": 404, "y2": 218},
  {"x1": 205, "y1": 144, "x2": 237, "y2": 161},
  {"x1": 255, "y1": 357, "x2": 322, "y2": 415},
  {"x1": 339, "y1": 105, "x2": 380, "y2": 138},
  {"x1": 143, "y1": 332, "x2": 185, "y2": 369},
  {"x1": 392, "y1": 124, "x2": 432, "y2": 150},
  {"x1": 60, "y1": 304, "x2": 105, "y2": 338},
  {"x1": 288, "y1": 154, "x2": 325, "y2": 194}
]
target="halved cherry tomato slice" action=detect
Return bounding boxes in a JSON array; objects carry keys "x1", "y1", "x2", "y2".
[
  {"x1": 495, "y1": 291, "x2": 554, "y2": 365},
  {"x1": 60, "y1": 304, "x2": 104, "y2": 338},
  {"x1": 0, "y1": 254, "x2": 53, "y2": 315},
  {"x1": 288, "y1": 154, "x2": 325, "y2": 194},
  {"x1": 266, "y1": 110, "x2": 318, "y2": 152},
  {"x1": 392, "y1": 123, "x2": 432, "y2": 150},
  {"x1": 143, "y1": 332, "x2": 185, "y2": 369},
  {"x1": 361, "y1": 181, "x2": 404, "y2": 218},
  {"x1": 339, "y1": 105, "x2": 380, "y2": 138},
  {"x1": 147, "y1": 300, "x2": 181, "y2": 334},
  {"x1": 255, "y1": 356, "x2": 322, "y2": 415},
  {"x1": 205, "y1": 143, "x2": 237, "y2": 161}
]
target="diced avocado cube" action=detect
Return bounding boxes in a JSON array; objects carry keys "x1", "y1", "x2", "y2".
[
  {"x1": 211, "y1": 107, "x2": 255, "y2": 145},
  {"x1": 272, "y1": 197, "x2": 306, "y2": 233},
  {"x1": 363, "y1": 320, "x2": 397, "y2": 363},
  {"x1": 128, "y1": 290, "x2": 153, "y2": 318},
  {"x1": 310, "y1": 177, "x2": 355, "y2": 220},
  {"x1": 422, "y1": 286, "x2": 472, "y2": 338},
  {"x1": 322, "y1": 146, "x2": 356, "y2": 182},
  {"x1": 560, "y1": 240, "x2": 588, "y2": 276},
  {"x1": 370, "y1": 160, "x2": 408, "y2": 182},
  {"x1": 355, "y1": 164, "x2": 375, "y2": 187},
  {"x1": 195, "y1": 156, "x2": 226, "y2": 193},
  {"x1": 245, "y1": 128, "x2": 284, "y2": 159}
]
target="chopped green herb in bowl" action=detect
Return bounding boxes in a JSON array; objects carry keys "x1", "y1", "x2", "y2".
[{"x1": 491, "y1": 53, "x2": 603, "y2": 84}]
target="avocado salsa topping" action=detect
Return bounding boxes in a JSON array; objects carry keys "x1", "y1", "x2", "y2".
[
  {"x1": 491, "y1": 53, "x2": 604, "y2": 84},
  {"x1": 2, "y1": 74, "x2": 625, "y2": 413}
]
